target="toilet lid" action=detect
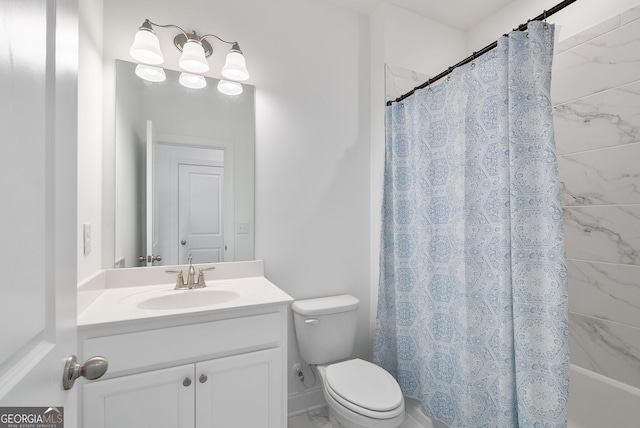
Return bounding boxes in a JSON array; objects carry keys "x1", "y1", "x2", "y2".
[{"x1": 325, "y1": 359, "x2": 403, "y2": 412}]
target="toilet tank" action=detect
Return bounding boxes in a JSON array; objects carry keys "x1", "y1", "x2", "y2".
[{"x1": 292, "y1": 295, "x2": 359, "y2": 365}]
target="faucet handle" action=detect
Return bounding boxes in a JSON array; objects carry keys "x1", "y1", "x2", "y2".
[
  {"x1": 196, "y1": 266, "x2": 216, "y2": 287},
  {"x1": 165, "y1": 269, "x2": 185, "y2": 289}
]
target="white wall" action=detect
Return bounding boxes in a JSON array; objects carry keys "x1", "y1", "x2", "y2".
[
  {"x1": 77, "y1": 0, "x2": 104, "y2": 281},
  {"x1": 381, "y1": 3, "x2": 467, "y2": 76},
  {"x1": 93, "y1": 0, "x2": 371, "y2": 413},
  {"x1": 248, "y1": 2, "x2": 371, "y2": 410}
]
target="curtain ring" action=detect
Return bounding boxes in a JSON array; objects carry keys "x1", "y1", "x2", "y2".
[
  {"x1": 543, "y1": 10, "x2": 549, "y2": 29},
  {"x1": 471, "y1": 52, "x2": 476, "y2": 68},
  {"x1": 447, "y1": 67, "x2": 452, "y2": 81}
]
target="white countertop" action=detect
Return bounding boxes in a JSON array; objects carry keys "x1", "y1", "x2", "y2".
[{"x1": 77, "y1": 261, "x2": 293, "y2": 328}]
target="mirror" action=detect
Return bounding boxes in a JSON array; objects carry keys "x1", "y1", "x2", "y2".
[{"x1": 114, "y1": 60, "x2": 255, "y2": 268}]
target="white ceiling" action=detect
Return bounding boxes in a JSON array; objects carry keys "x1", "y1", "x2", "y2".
[
  {"x1": 388, "y1": 0, "x2": 517, "y2": 30},
  {"x1": 328, "y1": 0, "x2": 518, "y2": 30}
]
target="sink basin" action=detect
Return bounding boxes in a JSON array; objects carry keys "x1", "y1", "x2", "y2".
[{"x1": 136, "y1": 288, "x2": 240, "y2": 310}]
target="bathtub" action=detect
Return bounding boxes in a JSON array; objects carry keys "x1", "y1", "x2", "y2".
[
  {"x1": 406, "y1": 365, "x2": 640, "y2": 428},
  {"x1": 568, "y1": 364, "x2": 640, "y2": 428}
]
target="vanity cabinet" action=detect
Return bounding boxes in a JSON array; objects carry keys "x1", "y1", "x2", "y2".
[
  {"x1": 83, "y1": 348, "x2": 281, "y2": 428},
  {"x1": 78, "y1": 305, "x2": 288, "y2": 428}
]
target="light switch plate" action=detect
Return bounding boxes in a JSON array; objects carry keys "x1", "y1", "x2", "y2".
[
  {"x1": 83, "y1": 223, "x2": 92, "y2": 255},
  {"x1": 236, "y1": 222, "x2": 250, "y2": 234}
]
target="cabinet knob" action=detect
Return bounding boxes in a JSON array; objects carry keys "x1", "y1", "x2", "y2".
[
  {"x1": 183, "y1": 377, "x2": 192, "y2": 387},
  {"x1": 199, "y1": 374, "x2": 208, "y2": 383}
]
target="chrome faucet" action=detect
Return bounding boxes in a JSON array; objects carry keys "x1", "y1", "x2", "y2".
[{"x1": 165, "y1": 253, "x2": 215, "y2": 290}]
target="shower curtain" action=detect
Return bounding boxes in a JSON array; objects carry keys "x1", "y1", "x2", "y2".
[{"x1": 375, "y1": 22, "x2": 569, "y2": 427}]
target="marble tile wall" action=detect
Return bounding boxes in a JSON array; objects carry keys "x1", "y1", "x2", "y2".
[{"x1": 553, "y1": 6, "x2": 640, "y2": 389}]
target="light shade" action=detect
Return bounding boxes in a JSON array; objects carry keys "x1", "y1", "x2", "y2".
[
  {"x1": 179, "y1": 72, "x2": 207, "y2": 89},
  {"x1": 179, "y1": 40, "x2": 209, "y2": 73},
  {"x1": 217, "y1": 80, "x2": 243, "y2": 96},
  {"x1": 221, "y1": 44, "x2": 249, "y2": 81},
  {"x1": 129, "y1": 29, "x2": 164, "y2": 65},
  {"x1": 135, "y1": 64, "x2": 166, "y2": 82}
]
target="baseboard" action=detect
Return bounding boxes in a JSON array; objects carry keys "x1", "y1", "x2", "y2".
[{"x1": 287, "y1": 386, "x2": 327, "y2": 416}]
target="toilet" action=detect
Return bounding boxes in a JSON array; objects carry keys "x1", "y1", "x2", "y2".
[{"x1": 292, "y1": 295, "x2": 405, "y2": 428}]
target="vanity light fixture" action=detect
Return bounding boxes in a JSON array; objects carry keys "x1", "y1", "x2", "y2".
[{"x1": 129, "y1": 19, "x2": 250, "y2": 93}]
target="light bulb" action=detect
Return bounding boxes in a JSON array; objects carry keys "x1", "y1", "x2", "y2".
[
  {"x1": 217, "y1": 80, "x2": 243, "y2": 96},
  {"x1": 135, "y1": 64, "x2": 166, "y2": 82},
  {"x1": 179, "y1": 72, "x2": 207, "y2": 89}
]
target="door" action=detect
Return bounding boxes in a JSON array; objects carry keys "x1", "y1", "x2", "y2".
[
  {"x1": 195, "y1": 348, "x2": 283, "y2": 428},
  {"x1": 178, "y1": 164, "x2": 225, "y2": 264},
  {"x1": 83, "y1": 365, "x2": 195, "y2": 428},
  {"x1": 0, "y1": 0, "x2": 78, "y2": 419}
]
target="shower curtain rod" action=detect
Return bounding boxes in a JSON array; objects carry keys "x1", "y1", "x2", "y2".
[{"x1": 387, "y1": 0, "x2": 578, "y2": 106}]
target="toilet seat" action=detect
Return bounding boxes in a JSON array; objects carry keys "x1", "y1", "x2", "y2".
[{"x1": 325, "y1": 359, "x2": 404, "y2": 419}]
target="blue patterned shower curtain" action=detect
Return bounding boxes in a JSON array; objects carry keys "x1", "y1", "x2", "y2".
[{"x1": 374, "y1": 22, "x2": 569, "y2": 427}]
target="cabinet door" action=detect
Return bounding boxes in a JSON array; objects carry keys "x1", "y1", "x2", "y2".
[
  {"x1": 83, "y1": 364, "x2": 195, "y2": 428},
  {"x1": 196, "y1": 348, "x2": 283, "y2": 428}
]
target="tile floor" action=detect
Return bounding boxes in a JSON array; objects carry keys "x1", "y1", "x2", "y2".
[
  {"x1": 287, "y1": 407, "x2": 330, "y2": 428},
  {"x1": 288, "y1": 397, "x2": 436, "y2": 428}
]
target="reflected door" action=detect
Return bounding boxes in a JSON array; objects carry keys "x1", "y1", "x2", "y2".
[{"x1": 178, "y1": 164, "x2": 225, "y2": 264}]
